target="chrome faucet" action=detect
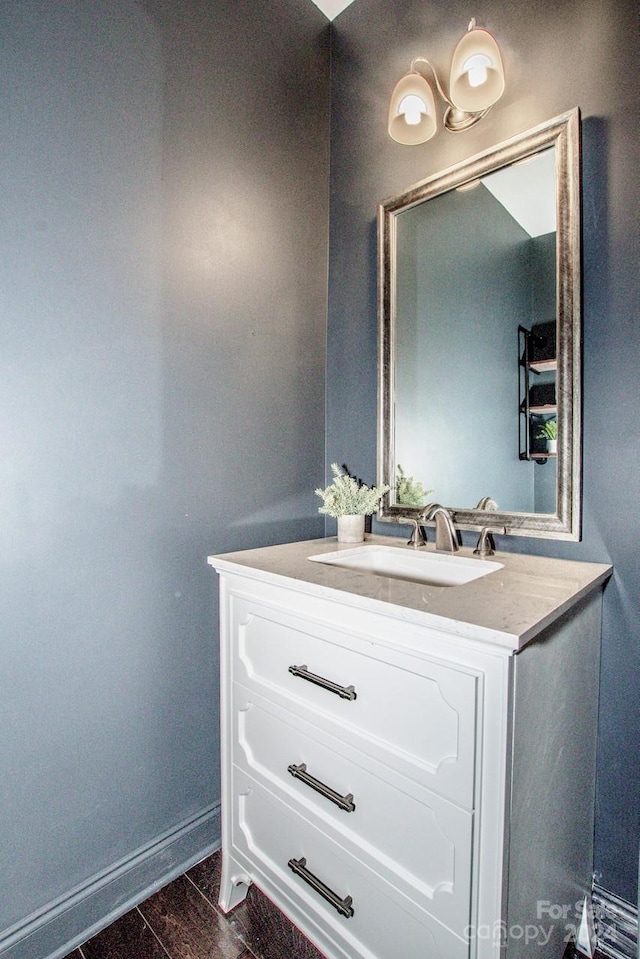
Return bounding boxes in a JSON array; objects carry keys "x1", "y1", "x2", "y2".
[{"x1": 419, "y1": 503, "x2": 459, "y2": 553}]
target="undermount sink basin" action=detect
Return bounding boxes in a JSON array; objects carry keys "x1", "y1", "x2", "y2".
[{"x1": 308, "y1": 544, "x2": 503, "y2": 587}]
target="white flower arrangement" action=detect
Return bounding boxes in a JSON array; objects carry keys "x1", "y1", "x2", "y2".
[{"x1": 315, "y1": 463, "x2": 390, "y2": 518}]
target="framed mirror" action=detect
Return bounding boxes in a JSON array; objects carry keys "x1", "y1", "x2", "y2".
[{"x1": 378, "y1": 109, "x2": 581, "y2": 540}]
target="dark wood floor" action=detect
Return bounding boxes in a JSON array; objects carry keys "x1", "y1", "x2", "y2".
[
  {"x1": 63, "y1": 849, "x2": 324, "y2": 959},
  {"x1": 63, "y1": 849, "x2": 608, "y2": 959},
  {"x1": 563, "y1": 946, "x2": 608, "y2": 959}
]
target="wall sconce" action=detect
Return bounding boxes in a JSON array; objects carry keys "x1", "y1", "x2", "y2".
[{"x1": 388, "y1": 19, "x2": 505, "y2": 145}]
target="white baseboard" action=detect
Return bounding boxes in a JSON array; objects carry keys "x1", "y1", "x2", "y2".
[
  {"x1": 593, "y1": 884, "x2": 639, "y2": 959},
  {"x1": 0, "y1": 802, "x2": 221, "y2": 959}
]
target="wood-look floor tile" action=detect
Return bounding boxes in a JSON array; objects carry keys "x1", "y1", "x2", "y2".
[
  {"x1": 228, "y1": 885, "x2": 326, "y2": 959},
  {"x1": 187, "y1": 851, "x2": 325, "y2": 959},
  {"x1": 187, "y1": 851, "x2": 222, "y2": 906},
  {"x1": 562, "y1": 945, "x2": 608, "y2": 959},
  {"x1": 81, "y1": 908, "x2": 169, "y2": 959},
  {"x1": 139, "y1": 874, "x2": 251, "y2": 959}
]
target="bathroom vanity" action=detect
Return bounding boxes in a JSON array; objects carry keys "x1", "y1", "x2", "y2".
[{"x1": 208, "y1": 535, "x2": 611, "y2": 959}]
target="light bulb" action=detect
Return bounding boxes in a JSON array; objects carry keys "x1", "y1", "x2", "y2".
[
  {"x1": 462, "y1": 53, "x2": 492, "y2": 88},
  {"x1": 398, "y1": 94, "x2": 427, "y2": 126},
  {"x1": 449, "y1": 24, "x2": 505, "y2": 114},
  {"x1": 388, "y1": 72, "x2": 437, "y2": 143}
]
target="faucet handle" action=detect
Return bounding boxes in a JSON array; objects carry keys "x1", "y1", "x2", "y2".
[
  {"x1": 406, "y1": 518, "x2": 427, "y2": 549},
  {"x1": 474, "y1": 526, "x2": 507, "y2": 558}
]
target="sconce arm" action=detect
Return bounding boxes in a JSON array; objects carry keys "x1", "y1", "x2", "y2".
[{"x1": 410, "y1": 57, "x2": 454, "y2": 109}]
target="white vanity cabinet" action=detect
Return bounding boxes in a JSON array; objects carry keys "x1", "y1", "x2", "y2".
[{"x1": 209, "y1": 537, "x2": 611, "y2": 959}]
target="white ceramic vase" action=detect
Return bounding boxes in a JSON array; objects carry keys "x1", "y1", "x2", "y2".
[
  {"x1": 547, "y1": 439, "x2": 557, "y2": 455},
  {"x1": 337, "y1": 514, "x2": 365, "y2": 543}
]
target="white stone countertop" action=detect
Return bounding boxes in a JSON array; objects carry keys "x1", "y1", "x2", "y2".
[{"x1": 208, "y1": 535, "x2": 612, "y2": 651}]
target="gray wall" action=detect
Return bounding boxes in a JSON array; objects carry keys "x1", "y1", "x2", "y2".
[
  {"x1": 328, "y1": 0, "x2": 639, "y2": 903},
  {"x1": 0, "y1": 1, "x2": 329, "y2": 955}
]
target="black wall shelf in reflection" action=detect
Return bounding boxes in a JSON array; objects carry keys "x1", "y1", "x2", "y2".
[{"x1": 519, "y1": 323, "x2": 557, "y2": 464}]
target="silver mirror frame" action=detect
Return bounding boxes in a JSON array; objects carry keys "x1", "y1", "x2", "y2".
[{"x1": 377, "y1": 108, "x2": 582, "y2": 540}]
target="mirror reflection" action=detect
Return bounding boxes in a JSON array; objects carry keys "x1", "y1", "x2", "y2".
[
  {"x1": 378, "y1": 110, "x2": 581, "y2": 540},
  {"x1": 394, "y1": 148, "x2": 557, "y2": 514}
]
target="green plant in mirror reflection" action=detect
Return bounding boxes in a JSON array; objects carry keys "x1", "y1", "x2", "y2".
[
  {"x1": 537, "y1": 418, "x2": 557, "y2": 440},
  {"x1": 395, "y1": 464, "x2": 434, "y2": 506}
]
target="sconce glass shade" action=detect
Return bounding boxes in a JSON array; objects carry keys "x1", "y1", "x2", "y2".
[
  {"x1": 449, "y1": 27, "x2": 505, "y2": 113},
  {"x1": 388, "y1": 72, "x2": 437, "y2": 145}
]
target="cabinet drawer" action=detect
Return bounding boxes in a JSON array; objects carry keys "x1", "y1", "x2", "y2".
[
  {"x1": 231, "y1": 768, "x2": 470, "y2": 959},
  {"x1": 230, "y1": 592, "x2": 479, "y2": 807},
  {"x1": 233, "y1": 688, "x2": 473, "y2": 932}
]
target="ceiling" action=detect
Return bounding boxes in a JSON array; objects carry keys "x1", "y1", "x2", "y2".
[
  {"x1": 482, "y1": 148, "x2": 557, "y2": 238},
  {"x1": 309, "y1": 0, "x2": 356, "y2": 20}
]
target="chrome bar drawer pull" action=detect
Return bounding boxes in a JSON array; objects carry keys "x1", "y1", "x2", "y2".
[
  {"x1": 287, "y1": 857, "x2": 354, "y2": 918},
  {"x1": 287, "y1": 762, "x2": 356, "y2": 813},
  {"x1": 288, "y1": 664, "x2": 357, "y2": 701}
]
